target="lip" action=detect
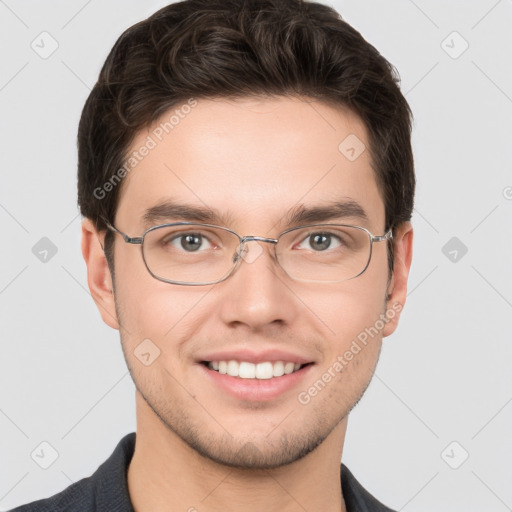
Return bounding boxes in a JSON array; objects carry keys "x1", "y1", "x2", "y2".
[
  {"x1": 197, "y1": 348, "x2": 313, "y2": 366},
  {"x1": 197, "y1": 361, "x2": 314, "y2": 402}
]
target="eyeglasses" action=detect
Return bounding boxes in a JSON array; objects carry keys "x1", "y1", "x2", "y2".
[{"x1": 103, "y1": 219, "x2": 393, "y2": 286}]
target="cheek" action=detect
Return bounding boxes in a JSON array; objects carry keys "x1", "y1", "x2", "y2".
[
  {"x1": 112, "y1": 245, "x2": 189, "y2": 343},
  {"x1": 308, "y1": 282, "x2": 386, "y2": 403},
  {"x1": 313, "y1": 269, "x2": 389, "y2": 346},
  {"x1": 117, "y1": 281, "x2": 205, "y2": 341},
  {"x1": 319, "y1": 296, "x2": 384, "y2": 364}
]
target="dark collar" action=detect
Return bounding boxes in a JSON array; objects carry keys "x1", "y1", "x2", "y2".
[{"x1": 340, "y1": 463, "x2": 396, "y2": 511}]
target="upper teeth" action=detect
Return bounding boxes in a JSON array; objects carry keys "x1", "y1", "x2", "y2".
[{"x1": 208, "y1": 361, "x2": 302, "y2": 379}]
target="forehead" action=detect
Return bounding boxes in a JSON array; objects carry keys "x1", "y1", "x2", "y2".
[{"x1": 116, "y1": 96, "x2": 385, "y2": 232}]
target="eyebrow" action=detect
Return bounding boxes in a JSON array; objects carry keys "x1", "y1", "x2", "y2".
[
  {"x1": 142, "y1": 201, "x2": 235, "y2": 228},
  {"x1": 142, "y1": 199, "x2": 369, "y2": 230},
  {"x1": 283, "y1": 200, "x2": 368, "y2": 226}
]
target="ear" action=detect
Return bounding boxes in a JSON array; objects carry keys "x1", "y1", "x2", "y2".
[
  {"x1": 81, "y1": 218, "x2": 119, "y2": 330},
  {"x1": 383, "y1": 221, "x2": 413, "y2": 337}
]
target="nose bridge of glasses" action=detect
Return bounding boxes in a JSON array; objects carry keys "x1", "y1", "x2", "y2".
[
  {"x1": 239, "y1": 236, "x2": 278, "y2": 258},
  {"x1": 233, "y1": 235, "x2": 279, "y2": 266},
  {"x1": 240, "y1": 235, "x2": 279, "y2": 245}
]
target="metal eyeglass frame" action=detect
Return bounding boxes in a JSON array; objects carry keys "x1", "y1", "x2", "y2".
[{"x1": 102, "y1": 218, "x2": 393, "y2": 286}]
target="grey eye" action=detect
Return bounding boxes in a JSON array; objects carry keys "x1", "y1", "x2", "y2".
[
  {"x1": 309, "y1": 233, "x2": 332, "y2": 251},
  {"x1": 296, "y1": 232, "x2": 342, "y2": 251},
  {"x1": 180, "y1": 234, "x2": 203, "y2": 251}
]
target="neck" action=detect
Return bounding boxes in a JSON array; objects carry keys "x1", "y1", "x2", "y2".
[{"x1": 127, "y1": 395, "x2": 348, "y2": 512}]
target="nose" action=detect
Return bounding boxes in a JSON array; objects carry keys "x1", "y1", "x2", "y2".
[{"x1": 217, "y1": 239, "x2": 299, "y2": 331}]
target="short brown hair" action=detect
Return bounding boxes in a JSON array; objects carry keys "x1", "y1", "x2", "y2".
[{"x1": 77, "y1": 0, "x2": 415, "y2": 272}]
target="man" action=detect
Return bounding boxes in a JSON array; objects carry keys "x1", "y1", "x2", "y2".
[{"x1": 11, "y1": 0, "x2": 414, "y2": 510}]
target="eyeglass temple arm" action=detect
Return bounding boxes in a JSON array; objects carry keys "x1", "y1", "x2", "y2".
[
  {"x1": 372, "y1": 228, "x2": 393, "y2": 243},
  {"x1": 102, "y1": 218, "x2": 143, "y2": 245}
]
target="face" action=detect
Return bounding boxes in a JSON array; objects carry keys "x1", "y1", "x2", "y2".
[{"x1": 83, "y1": 96, "x2": 412, "y2": 469}]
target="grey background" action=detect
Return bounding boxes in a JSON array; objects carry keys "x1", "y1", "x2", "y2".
[{"x1": 1, "y1": 0, "x2": 511, "y2": 510}]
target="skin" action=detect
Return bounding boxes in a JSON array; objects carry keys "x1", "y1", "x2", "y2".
[{"x1": 82, "y1": 96, "x2": 413, "y2": 512}]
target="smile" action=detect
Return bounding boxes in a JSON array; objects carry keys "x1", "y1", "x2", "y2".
[{"x1": 204, "y1": 360, "x2": 306, "y2": 379}]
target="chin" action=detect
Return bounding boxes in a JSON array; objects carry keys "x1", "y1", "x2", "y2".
[{"x1": 185, "y1": 431, "x2": 326, "y2": 470}]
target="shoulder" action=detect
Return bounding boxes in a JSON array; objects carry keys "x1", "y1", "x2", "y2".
[
  {"x1": 7, "y1": 433, "x2": 136, "y2": 512},
  {"x1": 8, "y1": 476, "x2": 95, "y2": 512}
]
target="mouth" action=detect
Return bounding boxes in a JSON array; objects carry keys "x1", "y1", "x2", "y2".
[
  {"x1": 198, "y1": 357, "x2": 314, "y2": 402},
  {"x1": 201, "y1": 360, "x2": 311, "y2": 380}
]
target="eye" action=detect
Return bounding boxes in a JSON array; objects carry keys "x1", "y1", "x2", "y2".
[
  {"x1": 297, "y1": 232, "x2": 342, "y2": 251},
  {"x1": 166, "y1": 232, "x2": 214, "y2": 252}
]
